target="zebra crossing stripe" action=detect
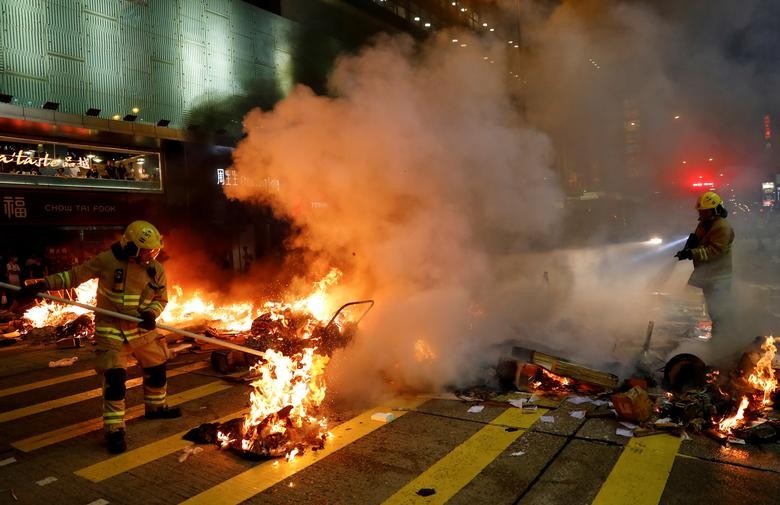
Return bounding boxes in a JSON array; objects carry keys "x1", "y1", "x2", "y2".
[
  {"x1": 591, "y1": 434, "x2": 682, "y2": 505},
  {"x1": 0, "y1": 361, "x2": 207, "y2": 423},
  {"x1": 12, "y1": 380, "x2": 232, "y2": 452},
  {"x1": 179, "y1": 397, "x2": 427, "y2": 505},
  {"x1": 381, "y1": 407, "x2": 546, "y2": 505},
  {"x1": 0, "y1": 369, "x2": 95, "y2": 399},
  {"x1": 75, "y1": 408, "x2": 249, "y2": 482}
]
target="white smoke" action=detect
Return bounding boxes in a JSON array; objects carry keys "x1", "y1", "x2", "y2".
[{"x1": 224, "y1": 1, "x2": 776, "y2": 395}]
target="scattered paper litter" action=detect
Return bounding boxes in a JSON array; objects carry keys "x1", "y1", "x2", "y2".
[
  {"x1": 467, "y1": 405, "x2": 485, "y2": 413},
  {"x1": 615, "y1": 428, "x2": 634, "y2": 437},
  {"x1": 49, "y1": 356, "x2": 78, "y2": 367},
  {"x1": 0, "y1": 457, "x2": 16, "y2": 467},
  {"x1": 540, "y1": 415, "x2": 555, "y2": 423},
  {"x1": 522, "y1": 405, "x2": 538, "y2": 412},
  {"x1": 727, "y1": 437, "x2": 746, "y2": 445},
  {"x1": 591, "y1": 399, "x2": 611, "y2": 407},
  {"x1": 371, "y1": 412, "x2": 395, "y2": 423},
  {"x1": 178, "y1": 446, "x2": 204, "y2": 463},
  {"x1": 36, "y1": 476, "x2": 58, "y2": 486},
  {"x1": 681, "y1": 431, "x2": 692, "y2": 441},
  {"x1": 570, "y1": 411, "x2": 586, "y2": 419},
  {"x1": 508, "y1": 399, "x2": 525, "y2": 408},
  {"x1": 510, "y1": 451, "x2": 525, "y2": 457},
  {"x1": 567, "y1": 396, "x2": 592, "y2": 405},
  {"x1": 86, "y1": 499, "x2": 110, "y2": 505},
  {"x1": 655, "y1": 417, "x2": 672, "y2": 424},
  {"x1": 619, "y1": 421, "x2": 638, "y2": 430}
]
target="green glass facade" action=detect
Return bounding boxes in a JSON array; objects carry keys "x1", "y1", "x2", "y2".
[{"x1": 0, "y1": 0, "x2": 340, "y2": 132}]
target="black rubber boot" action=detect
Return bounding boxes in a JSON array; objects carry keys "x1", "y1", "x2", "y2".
[
  {"x1": 145, "y1": 406, "x2": 182, "y2": 419},
  {"x1": 106, "y1": 430, "x2": 127, "y2": 454}
]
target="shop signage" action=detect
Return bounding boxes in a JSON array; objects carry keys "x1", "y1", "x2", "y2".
[
  {"x1": 2, "y1": 194, "x2": 119, "y2": 221},
  {"x1": 216, "y1": 169, "x2": 280, "y2": 193},
  {"x1": 0, "y1": 191, "x2": 161, "y2": 225},
  {"x1": 0, "y1": 151, "x2": 90, "y2": 170},
  {"x1": 3, "y1": 196, "x2": 26, "y2": 219}
]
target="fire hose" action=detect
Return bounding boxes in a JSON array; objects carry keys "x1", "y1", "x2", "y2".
[{"x1": 0, "y1": 281, "x2": 266, "y2": 358}]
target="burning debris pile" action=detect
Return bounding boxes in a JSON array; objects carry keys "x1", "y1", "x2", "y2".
[
  {"x1": 658, "y1": 336, "x2": 780, "y2": 443},
  {"x1": 2, "y1": 279, "x2": 100, "y2": 348},
  {"x1": 186, "y1": 346, "x2": 330, "y2": 459},
  {"x1": 186, "y1": 299, "x2": 373, "y2": 460},
  {"x1": 208, "y1": 300, "x2": 371, "y2": 374},
  {"x1": 8, "y1": 268, "x2": 370, "y2": 460},
  {"x1": 496, "y1": 337, "x2": 779, "y2": 444},
  {"x1": 497, "y1": 347, "x2": 619, "y2": 396}
]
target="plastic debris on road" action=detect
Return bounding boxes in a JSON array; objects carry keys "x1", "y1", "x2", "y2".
[
  {"x1": 35, "y1": 476, "x2": 57, "y2": 486},
  {"x1": 178, "y1": 446, "x2": 204, "y2": 462},
  {"x1": 370, "y1": 412, "x2": 395, "y2": 423},
  {"x1": 48, "y1": 356, "x2": 78, "y2": 367},
  {"x1": 467, "y1": 405, "x2": 484, "y2": 413}
]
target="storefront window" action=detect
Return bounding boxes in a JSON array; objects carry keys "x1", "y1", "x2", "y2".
[{"x1": 0, "y1": 136, "x2": 163, "y2": 192}]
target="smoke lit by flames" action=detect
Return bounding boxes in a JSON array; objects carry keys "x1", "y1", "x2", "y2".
[{"x1": 22, "y1": 268, "x2": 347, "y2": 458}]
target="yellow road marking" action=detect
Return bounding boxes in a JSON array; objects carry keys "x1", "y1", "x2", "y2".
[
  {"x1": 180, "y1": 397, "x2": 427, "y2": 505},
  {"x1": 0, "y1": 369, "x2": 96, "y2": 398},
  {"x1": 75, "y1": 408, "x2": 249, "y2": 482},
  {"x1": 382, "y1": 408, "x2": 546, "y2": 505},
  {"x1": 12, "y1": 381, "x2": 232, "y2": 452},
  {"x1": 0, "y1": 361, "x2": 207, "y2": 423},
  {"x1": 591, "y1": 434, "x2": 683, "y2": 505}
]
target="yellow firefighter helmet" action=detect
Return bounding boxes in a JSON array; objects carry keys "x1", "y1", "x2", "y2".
[
  {"x1": 695, "y1": 191, "x2": 722, "y2": 210},
  {"x1": 121, "y1": 220, "x2": 163, "y2": 251}
]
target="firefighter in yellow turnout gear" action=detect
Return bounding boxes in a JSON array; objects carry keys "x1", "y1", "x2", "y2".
[
  {"x1": 674, "y1": 191, "x2": 740, "y2": 365},
  {"x1": 21, "y1": 220, "x2": 180, "y2": 453}
]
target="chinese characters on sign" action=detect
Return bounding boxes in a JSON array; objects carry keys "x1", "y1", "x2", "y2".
[
  {"x1": 216, "y1": 169, "x2": 280, "y2": 192},
  {"x1": 2, "y1": 196, "x2": 26, "y2": 219}
]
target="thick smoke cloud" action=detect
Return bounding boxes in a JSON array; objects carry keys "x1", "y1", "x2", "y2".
[
  {"x1": 226, "y1": 31, "x2": 566, "y2": 394},
  {"x1": 223, "y1": 1, "x2": 779, "y2": 396}
]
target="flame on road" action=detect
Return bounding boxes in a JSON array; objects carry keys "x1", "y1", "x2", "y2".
[
  {"x1": 748, "y1": 336, "x2": 777, "y2": 407},
  {"x1": 22, "y1": 279, "x2": 98, "y2": 327},
  {"x1": 715, "y1": 336, "x2": 778, "y2": 435},
  {"x1": 718, "y1": 396, "x2": 749, "y2": 434},
  {"x1": 22, "y1": 268, "x2": 346, "y2": 458}
]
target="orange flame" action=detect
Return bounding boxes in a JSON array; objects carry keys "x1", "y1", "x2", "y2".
[
  {"x1": 22, "y1": 268, "x2": 345, "y2": 459},
  {"x1": 22, "y1": 279, "x2": 98, "y2": 327},
  {"x1": 718, "y1": 396, "x2": 749, "y2": 433},
  {"x1": 747, "y1": 336, "x2": 778, "y2": 407},
  {"x1": 541, "y1": 368, "x2": 571, "y2": 386}
]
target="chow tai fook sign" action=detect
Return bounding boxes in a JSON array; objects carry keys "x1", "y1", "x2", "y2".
[
  {"x1": 1, "y1": 192, "x2": 145, "y2": 226},
  {"x1": 0, "y1": 135, "x2": 163, "y2": 192}
]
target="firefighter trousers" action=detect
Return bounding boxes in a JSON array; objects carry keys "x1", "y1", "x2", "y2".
[
  {"x1": 703, "y1": 280, "x2": 745, "y2": 366},
  {"x1": 94, "y1": 334, "x2": 170, "y2": 432}
]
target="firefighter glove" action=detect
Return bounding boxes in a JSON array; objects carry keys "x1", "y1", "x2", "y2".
[
  {"x1": 138, "y1": 311, "x2": 157, "y2": 331},
  {"x1": 674, "y1": 249, "x2": 693, "y2": 261},
  {"x1": 17, "y1": 280, "x2": 48, "y2": 304}
]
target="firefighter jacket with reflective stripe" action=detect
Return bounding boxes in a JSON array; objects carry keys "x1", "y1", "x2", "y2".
[
  {"x1": 44, "y1": 243, "x2": 168, "y2": 351},
  {"x1": 687, "y1": 216, "x2": 734, "y2": 289}
]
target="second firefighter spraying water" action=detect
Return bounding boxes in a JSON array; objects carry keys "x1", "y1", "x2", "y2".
[{"x1": 673, "y1": 191, "x2": 741, "y2": 365}]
